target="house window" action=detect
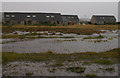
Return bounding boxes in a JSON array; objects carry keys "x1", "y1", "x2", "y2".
[
  {"x1": 103, "y1": 17, "x2": 105, "y2": 19},
  {"x1": 51, "y1": 16, "x2": 54, "y2": 18},
  {"x1": 27, "y1": 15, "x2": 31, "y2": 18},
  {"x1": 11, "y1": 15, "x2": 15, "y2": 17},
  {"x1": 46, "y1": 16, "x2": 50, "y2": 18},
  {"x1": 33, "y1": 15, "x2": 36, "y2": 17},
  {"x1": 5, "y1": 15, "x2": 10, "y2": 18}
]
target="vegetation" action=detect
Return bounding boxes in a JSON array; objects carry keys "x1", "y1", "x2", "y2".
[
  {"x1": 25, "y1": 72, "x2": 34, "y2": 76},
  {"x1": 48, "y1": 68, "x2": 56, "y2": 73},
  {"x1": 83, "y1": 35, "x2": 104, "y2": 39},
  {"x1": 2, "y1": 34, "x2": 75, "y2": 39},
  {"x1": 2, "y1": 35, "x2": 26, "y2": 39},
  {"x1": 105, "y1": 67, "x2": 114, "y2": 71},
  {"x1": 2, "y1": 25, "x2": 118, "y2": 35},
  {"x1": 2, "y1": 48, "x2": 119, "y2": 64},
  {"x1": 66, "y1": 66, "x2": 86, "y2": 73},
  {"x1": 94, "y1": 59, "x2": 113, "y2": 65},
  {"x1": 86, "y1": 74, "x2": 97, "y2": 77},
  {"x1": 50, "y1": 63, "x2": 64, "y2": 67}
]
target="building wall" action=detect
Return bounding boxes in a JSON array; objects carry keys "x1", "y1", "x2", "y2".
[
  {"x1": 118, "y1": 1, "x2": 120, "y2": 22},
  {"x1": 62, "y1": 15, "x2": 79, "y2": 25},
  {"x1": 3, "y1": 12, "x2": 63, "y2": 25},
  {"x1": 91, "y1": 16, "x2": 116, "y2": 25}
]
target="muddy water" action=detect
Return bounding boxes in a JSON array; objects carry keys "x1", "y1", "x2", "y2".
[
  {"x1": 2, "y1": 38, "x2": 118, "y2": 53},
  {"x1": 2, "y1": 30, "x2": 118, "y2": 53}
]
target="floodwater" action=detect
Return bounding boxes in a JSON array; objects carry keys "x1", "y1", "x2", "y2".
[
  {"x1": 2, "y1": 61, "x2": 118, "y2": 76},
  {"x1": 2, "y1": 30, "x2": 118, "y2": 53}
]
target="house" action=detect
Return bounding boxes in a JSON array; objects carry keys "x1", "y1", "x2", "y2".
[
  {"x1": 3, "y1": 12, "x2": 63, "y2": 25},
  {"x1": 61, "y1": 15, "x2": 79, "y2": 25},
  {"x1": 91, "y1": 15, "x2": 116, "y2": 25},
  {"x1": 118, "y1": 1, "x2": 120, "y2": 22}
]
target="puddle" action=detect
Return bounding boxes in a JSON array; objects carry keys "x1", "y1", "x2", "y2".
[
  {"x1": 2, "y1": 61, "x2": 118, "y2": 76},
  {"x1": 2, "y1": 30, "x2": 118, "y2": 53}
]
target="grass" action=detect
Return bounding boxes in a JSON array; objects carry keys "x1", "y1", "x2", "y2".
[
  {"x1": 2, "y1": 25, "x2": 118, "y2": 35},
  {"x1": 50, "y1": 63, "x2": 64, "y2": 67},
  {"x1": 2, "y1": 48, "x2": 119, "y2": 65},
  {"x1": 82, "y1": 62, "x2": 91, "y2": 65},
  {"x1": 94, "y1": 59, "x2": 113, "y2": 65},
  {"x1": 25, "y1": 32, "x2": 48, "y2": 35},
  {"x1": 86, "y1": 74, "x2": 97, "y2": 77},
  {"x1": 2, "y1": 34, "x2": 75, "y2": 39},
  {"x1": 66, "y1": 66, "x2": 86, "y2": 73},
  {"x1": 83, "y1": 35, "x2": 104, "y2": 39},
  {"x1": 48, "y1": 68, "x2": 56, "y2": 73},
  {"x1": 2, "y1": 35, "x2": 26, "y2": 39},
  {"x1": 25, "y1": 72, "x2": 34, "y2": 76}
]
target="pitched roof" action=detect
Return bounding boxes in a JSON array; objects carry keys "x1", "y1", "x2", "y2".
[
  {"x1": 4, "y1": 12, "x2": 61, "y2": 15},
  {"x1": 92, "y1": 15, "x2": 115, "y2": 17}
]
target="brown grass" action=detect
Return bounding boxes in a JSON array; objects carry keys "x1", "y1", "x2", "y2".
[{"x1": 2, "y1": 25, "x2": 118, "y2": 35}]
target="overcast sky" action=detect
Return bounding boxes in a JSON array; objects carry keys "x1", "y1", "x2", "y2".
[
  {"x1": 1, "y1": 0, "x2": 120, "y2": 2},
  {"x1": 1, "y1": 1, "x2": 119, "y2": 21}
]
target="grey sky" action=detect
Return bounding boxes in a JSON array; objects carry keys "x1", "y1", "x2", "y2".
[{"x1": 2, "y1": 2, "x2": 118, "y2": 21}]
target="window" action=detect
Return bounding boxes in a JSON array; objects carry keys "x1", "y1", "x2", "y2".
[
  {"x1": 51, "y1": 16, "x2": 54, "y2": 18},
  {"x1": 11, "y1": 15, "x2": 15, "y2": 17},
  {"x1": 33, "y1": 15, "x2": 36, "y2": 17},
  {"x1": 71, "y1": 17, "x2": 74, "y2": 18},
  {"x1": 46, "y1": 16, "x2": 50, "y2": 18},
  {"x1": 27, "y1": 15, "x2": 31, "y2": 18},
  {"x1": 68, "y1": 17, "x2": 70, "y2": 18},
  {"x1": 5, "y1": 15, "x2": 10, "y2": 18},
  {"x1": 103, "y1": 17, "x2": 105, "y2": 19}
]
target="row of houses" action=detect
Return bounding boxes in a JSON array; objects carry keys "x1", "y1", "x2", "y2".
[{"x1": 2, "y1": 12, "x2": 117, "y2": 25}]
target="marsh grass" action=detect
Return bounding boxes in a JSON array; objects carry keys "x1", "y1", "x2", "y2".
[
  {"x1": 86, "y1": 74, "x2": 97, "y2": 77},
  {"x1": 2, "y1": 48, "x2": 119, "y2": 65},
  {"x1": 94, "y1": 59, "x2": 113, "y2": 65},
  {"x1": 66, "y1": 66, "x2": 86, "y2": 73},
  {"x1": 83, "y1": 35, "x2": 104, "y2": 39},
  {"x1": 2, "y1": 34, "x2": 75, "y2": 39},
  {"x1": 3, "y1": 25, "x2": 114, "y2": 35},
  {"x1": 25, "y1": 72, "x2": 34, "y2": 76},
  {"x1": 2, "y1": 35, "x2": 26, "y2": 39},
  {"x1": 82, "y1": 62, "x2": 91, "y2": 65},
  {"x1": 48, "y1": 68, "x2": 56, "y2": 73},
  {"x1": 25, "y1": 32, "x2": 48, "y2": 36}
]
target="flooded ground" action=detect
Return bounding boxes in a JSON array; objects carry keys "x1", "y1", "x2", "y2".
[
  {"x1": 2, "y1": 30, "x2": 118, "y2": 53},
  {"x1": 2, "y1": 28, "x2": 119, "y2": 76},
  {"x1": 2, "y1": 61, "x2": 118, "y2": 76}
]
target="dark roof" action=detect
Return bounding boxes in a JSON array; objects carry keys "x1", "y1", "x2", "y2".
[
  {"x1": 4, "y1": 12, "x2": 63, "y2": 21},
  {"x1": 4, "y1": 12, "x2": 61, "y2": 15},
  {"x1": 92, "y1": 15, "x2": 115, "y2": 17},
  {"x1": 61, "y1": 15, "x2": 78, "y2": 17}
]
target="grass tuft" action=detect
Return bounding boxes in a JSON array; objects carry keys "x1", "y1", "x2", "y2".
[
  {"x1": 66, "y1": 66, "x2": 86, "y2": 73},
  {"x1": 86, "y1": 74, "x2": 97, "y2": 77}
]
